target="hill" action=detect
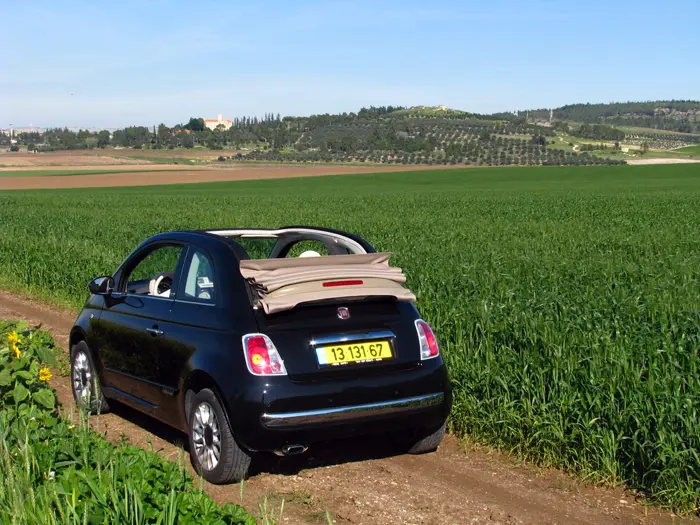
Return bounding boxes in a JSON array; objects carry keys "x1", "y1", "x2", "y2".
[
  {"x1": 502, "y1": 100, "x2": 700, "y2": 133},
  {"x1": 15, "y1": 101, "x2": 700, "y2": 168},
  {"x1": 11, "y1": 106, "x2": 622, "y2": 168},
  {"x1": 390, "y1": 105, "x2": 470, "y2": 118},
  {"x1": 238, "y1": 111, "x2": 617, "y2": 166}
]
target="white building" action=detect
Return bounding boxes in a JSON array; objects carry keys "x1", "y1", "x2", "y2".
[{"x1": 204, "y1": 114, "x2": 233, "y2": 131}]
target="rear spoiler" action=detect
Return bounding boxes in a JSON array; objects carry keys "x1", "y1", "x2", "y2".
[{"x1": 239, "y1": 252, "x2": 416, "y2": 314}]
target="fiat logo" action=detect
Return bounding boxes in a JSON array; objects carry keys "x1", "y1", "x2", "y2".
[{"x1": 337, "y1": 307, "x2": 350, "y2": 320}]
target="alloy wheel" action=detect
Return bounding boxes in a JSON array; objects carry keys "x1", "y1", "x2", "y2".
[
  {"x1": 72, "y1": 350, "x2": 93, "y2": 403},
  {"x1": 192, "y1": 402, "x2": 221, "y2": 470}
]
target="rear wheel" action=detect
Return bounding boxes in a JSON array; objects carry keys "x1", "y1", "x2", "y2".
[
  {"x1": 187, "y1": 388, "x2": 252, "y2": 484},
  {"x1": 70, "y1": 341, "x2": 109, "y2": 414},
  {"x1": 391, "y1": 420, "x2": 446, "y2": 454}
]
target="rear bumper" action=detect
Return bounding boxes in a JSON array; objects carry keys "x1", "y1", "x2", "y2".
[
  {"x1": 227, "y1": 359, "x2": 451, "y2": 452},
  {"x1": 261, "y1": 392, "x2": 445, "y2": 429}
]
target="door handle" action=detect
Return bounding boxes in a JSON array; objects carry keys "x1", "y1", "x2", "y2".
[{"x1": 146, "y1": 327, "x2": 164, "y2": 336}]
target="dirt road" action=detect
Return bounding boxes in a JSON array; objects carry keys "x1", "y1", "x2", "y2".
[
  {"x1": 626, "y1": 158, "x2": 699, "y2": 165},
  {"x1": 0, "y1": 164, "x2": 202, "y2": 172},
  {"x1": 0, "y1": 164, "x2": 447, "y2": 190},
  {"x1": 0, "y1": 290, "x2": 689, "y2": 525}
]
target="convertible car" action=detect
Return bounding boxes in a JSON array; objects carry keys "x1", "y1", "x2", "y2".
[{"x1": 69, "y1": 226, "x2": 452, "y2": 484}]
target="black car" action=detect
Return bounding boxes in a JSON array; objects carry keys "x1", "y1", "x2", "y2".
[{"x1": 69, "y1": 226, "x2": 452, "y2": 484}]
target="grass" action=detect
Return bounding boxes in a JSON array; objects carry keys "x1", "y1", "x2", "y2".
[
  {"x1": 500, "y1": 133, "x2": 533, "y2": 140},
  {"x1": 391, "y1": 106, "x2": 468, "y2": 117},
  {"x1": 619, "y1": 126, "x2": 700, "y2": 138},
  {"x1": 105, "y1": 148, "x2": 240, "y2": 165},
  {"x1": 0, "y1": 321, "x2": 255, "y2": 524},
  {"x1": 549, "y1": 135, "x2": 697, "y2": 160},
  {"x1": 0, "y1": 164, "x2": 698, "y2": 512},
  {"x1": 635, "y1": 149, "x2": 698, "y2": 159},
  {"x1": 120, "y1": 156, "x2": 202, "y2": 165},
  {"x1": 676, "y1": 144, "x2": 700, "y2": 157}
]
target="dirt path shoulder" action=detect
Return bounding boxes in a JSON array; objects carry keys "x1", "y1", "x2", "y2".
[
  {"x1": 0, "y1": 290, "x2": 689, "y2": 525},
  {"x1": 0, "y1": 165, "x2": 449, "y2": 190}
]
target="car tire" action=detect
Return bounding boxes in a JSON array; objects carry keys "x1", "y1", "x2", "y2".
[
  {"x1": 391, "y1": 420, "x2": 447, "y2": 455},
  {"x1": 70, "y1": 341, "x2": 110, "y2": 414},
  {"x1": 188, "y1": 388, "x2": 251, "y2": 484},
  {"x1": 408, "y1": 420, "x2": 447, "y2": 454}
]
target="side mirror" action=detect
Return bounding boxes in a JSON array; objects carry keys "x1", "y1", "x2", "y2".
[{"x1": 88, "y1": 276, "x2": 114, "y2": 295}]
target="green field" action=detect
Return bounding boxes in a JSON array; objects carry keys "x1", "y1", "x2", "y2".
[
  {"x1": 549, "y1": 134, "x2": 699, "y2": 161},
  {"x1": 0, "y1": 165, "x2": 698, "y2": 511},
  {"x1": 677, "y1": 144, "x2": 700, "y2": 156},
  {"x1": 620, "y1": 126, "x2": 700, "y2": 138}
]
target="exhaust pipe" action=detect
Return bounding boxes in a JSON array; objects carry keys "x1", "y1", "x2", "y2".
[{"x1": 274, "y1": 444, "x2": 308, "y2": 456}]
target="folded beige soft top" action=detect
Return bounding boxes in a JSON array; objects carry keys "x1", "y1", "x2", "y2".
[{"x1": 239, "y1": 252, "x2": 416, "y2": 314}]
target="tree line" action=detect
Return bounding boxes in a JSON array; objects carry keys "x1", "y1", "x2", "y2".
[
  {"x1": 571, "y1": 124, "x2": 626, "y2": 142},
  {"x1": 8, "y1": 105, "x2": 626, "y2": 166},
  {"x1": 515, "y1": 100, "x2": 700, "y2": 133}
]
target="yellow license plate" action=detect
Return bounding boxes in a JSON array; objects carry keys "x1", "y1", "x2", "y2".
[{"x1": 316, "y1": 340, "x2": 393, "y2": 367}]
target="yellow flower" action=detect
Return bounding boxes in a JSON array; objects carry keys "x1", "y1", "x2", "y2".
[
  {"x1": 12, "y1": 344, "x2": 21, "y2": 359},
  {"x1": 67, "y1": 424, "x2": 76, "y2": 430},
  {"x1": 7, "y1": 331, "x2": 21, "y2": 346},
  {"x1": 39, "y1": 367, "x2": 52, "y2": 383}
]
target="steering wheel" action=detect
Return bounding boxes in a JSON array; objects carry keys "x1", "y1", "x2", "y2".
[
  {"x1": 150, "y1": 271, "x2": 174, "y2": 297},
  {"x1": 157, "y1": 275, "x2": 172, "y2": 294}
]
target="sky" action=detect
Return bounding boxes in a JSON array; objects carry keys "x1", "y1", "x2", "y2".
[{"x1": 1, "y1": 0, "x2": 698, "y2": 128}]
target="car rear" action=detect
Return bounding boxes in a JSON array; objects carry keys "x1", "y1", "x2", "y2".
[{"x1": 229, "y1": 254, "x2": 451, "y2": 453}]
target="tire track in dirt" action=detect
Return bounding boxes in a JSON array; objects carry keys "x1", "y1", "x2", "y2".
[{"x1": 0, "y1": 290, "x2": 690, "y2": 525}]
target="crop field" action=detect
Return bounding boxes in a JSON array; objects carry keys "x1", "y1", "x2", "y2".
[
  {"x1": 0, "y1": 164, "x2": 698, "y2": 511},
  {"x1": 678, "y1": 144, "x2": 700, "y2": 156}
]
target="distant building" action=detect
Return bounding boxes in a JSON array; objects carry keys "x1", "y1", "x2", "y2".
[
  {"x1": 1, "y1": 127, "x2": 43, "y2": 135},
  {"x1": 204, "y1": 114, "x2": 233, "y2": 131}
]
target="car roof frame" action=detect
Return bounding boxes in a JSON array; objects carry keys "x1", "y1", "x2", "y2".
[{"x1": 205, "y1": 227, "x2": 373, "y2": 256}]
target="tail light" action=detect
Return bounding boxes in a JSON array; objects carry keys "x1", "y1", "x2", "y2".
[
  {"x1": 242, "y1": 334, "x2": 287, "y2": 376},
  {"x1": 415, "y1": 320, "x2": 439, "y2": 360}
]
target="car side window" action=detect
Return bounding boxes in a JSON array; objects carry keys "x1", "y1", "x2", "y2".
[
  {"x1": 124, "y1": 245, "x2": 183, "y2": 297},
  {"x1": 183, "y1": 250, "x2": 215, "y2": 303}
]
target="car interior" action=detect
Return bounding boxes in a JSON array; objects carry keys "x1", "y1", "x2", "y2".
[
  {"x1": 124, "y1": 245, "x2": 182, "y2": 298},
  {"x1": 126, "y1": 272, "x2": 174, "y2": 297},
  {"x1": 209, "y1": 228, "x2": 368, "y2": 259},
  {"x1": 123, "y1": 229, "x2": 366, "y2": 299}
]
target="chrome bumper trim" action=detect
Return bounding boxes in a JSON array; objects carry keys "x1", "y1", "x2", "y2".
[
  {"x1": 310, "y1": 331, "x2": 395, "y2": 346},
  {"x1": 260, "y1": 392, "x2": 445, "y2": 428}
]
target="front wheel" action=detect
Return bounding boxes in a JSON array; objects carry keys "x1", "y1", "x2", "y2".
[
  {"x1": 188, "y1": 388, "x2": 252, "y2": 484},
  {"x1": 70, "y1": 341, "x2": 109, "y2": 414}
]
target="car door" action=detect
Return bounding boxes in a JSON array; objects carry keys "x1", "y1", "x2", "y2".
[
  {"x1": 160, "y1": 246, "x2": 241, "y2": 429},
  {"x1": 97, "y1": 243, "x2": 186, "y2": 413}
]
